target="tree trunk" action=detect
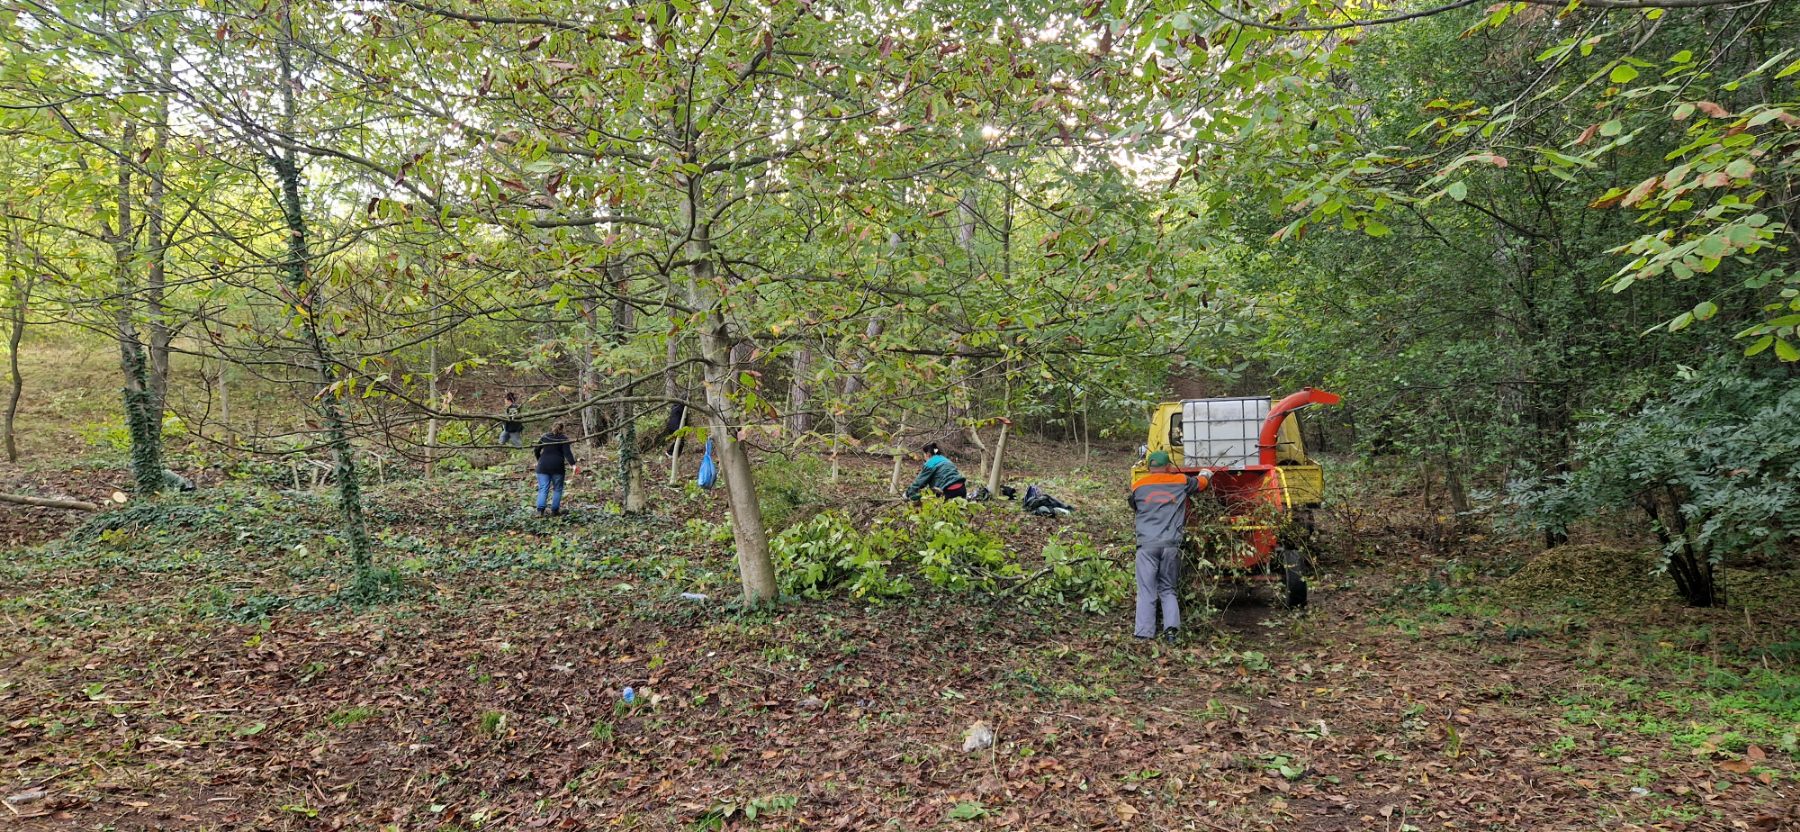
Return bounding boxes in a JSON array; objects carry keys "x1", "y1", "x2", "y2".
[
  {"x1": 664, "y1": 316, "x2": 682, "y2": 401},
  {"x1": 3, "y1": 218, "x2": 31, "y2": 463},
  {"x1": 986, "y1": 419, "x2": 1009, "y2": 494},
  {"x1": 145, "y1": 64, "x2": 172, "y2": 409},
  {"x1": 683, "y1": 178, "x2": 775, "y2": 604},
  {"x1": 273, "y1": 35, "x2": 375, "y2": 592},
  {"x1": 786, "y1": 347, "x2": 813, "y2": 437},
  {"x1": 1081, "y1": 404, "x2": 1091, "y2": 461},
  {"x1": 966, "y1": 423, "x2": 989, "y2": 483},
  {"x1": 216, "y1": 358, "x2": 231, "y2": 439},
  {"x1": 1443, "y1": 456, "x2": 1470, "y2": 516},
  {"x1": 1640, "y1": 490, "x2": 1718, "y2": 607},
  {"x1": 666, "y1": 403, "x2": 686, "y2": 486},
  {"x1": 957, "y1": 189, "x2": 978, "y2": 260},
  {"x1": 424, "y1": 334, "x2": 438, "y2": 478},
  {"x1": 109, "y1": 120, "x2": 164, "y2": 496},
  {"x1": 578, "y1": 297, "x2": 603, "y2": 449},
  {"x1": 610, "y1": 257, "x2": 643, "y2": 512}
]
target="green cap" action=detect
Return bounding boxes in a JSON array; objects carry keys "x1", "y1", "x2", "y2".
[{"x1": 1147, "y1": 450, "x2": 1171, "y2": 467}]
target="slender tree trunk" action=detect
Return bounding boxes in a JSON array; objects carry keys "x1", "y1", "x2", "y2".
[
  {"x1": 1443, "y1": 456, "x2": 1470, "y2": 516},
  {"x1": 216, "y1": 357, "x2": 231, "y2": 439},
  {"x1": 682, "y1": 178, "x2": 775, "y2": 603},
  {"x1": 610, "y1": 257, "x2": 644, "y2": 512},
  {"x1": 966, "y1": 423, "x2": 988, "y2": 483},
  {"x1": 4, "y1": 279, "x2": 27, "y2": 464},
  {"x1": 666, "y1": 403, "x2": 686, "y2": 486},
  {"x1": 578, "y1": 298, "x2": 603, "y2": 448},
  {"x1": 424, "y1": 334, "x2": 438, "y2": 478},
  {"x1": 109, "y1": 121, "x2": 164, "y2": 495},
  {"x1": 986, "y1": 419, "x2": 1009, "y2": 493},
  {"x1": 957, "y1": 189, "x2": 978, "y2": 262},
  {"x1": 273, "y1": 36, "x2": 375, "y2": 591},
  {"x1": 145, "y1": 64, "x2": 172, "y2": 408},
  {"x1": 786, "y1": 347, "x2": 813, "y2": 437},
  {"x1": 3, "y1": 218, "x2": 30, "y2": 463},
  {"x1": 889, "y1": 416, "x2": 907, "y2": 495}
]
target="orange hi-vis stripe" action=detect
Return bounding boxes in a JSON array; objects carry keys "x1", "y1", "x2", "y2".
[{"x1": 1132, "y1": 472, "x2": 1209, "y2": 491}]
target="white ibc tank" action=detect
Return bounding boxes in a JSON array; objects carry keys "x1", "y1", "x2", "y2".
[{"x1": 1180, "y1": 396, "x2": 1271, "y2": 470}]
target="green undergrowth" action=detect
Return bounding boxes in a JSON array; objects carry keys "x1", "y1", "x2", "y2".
[
  {"x1": 1372, "y1": 555, "x2": 1800, "y2": 762},
  {"x1": 5, "y1": 466, "x2": 1130, "y2": 630},
  {"x1": 1, "y1": 471, "x2": 708, "y2": 626},
  {"x1": 1559, "y1": 627, "x2": 1800, "y2": 762},
  {"x1": 770, "y1": 497, "x2": 1130, "y2": 610}
]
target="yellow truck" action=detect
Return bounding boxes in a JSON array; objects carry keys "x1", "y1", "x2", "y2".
[{"x1": 1133, "y1": 389, "x2": 1341, "y2": 606}]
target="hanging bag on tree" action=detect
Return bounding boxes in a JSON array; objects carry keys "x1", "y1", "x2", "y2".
[{"x1": 696, "y1": 437, "x2": 718, "y2": 489}]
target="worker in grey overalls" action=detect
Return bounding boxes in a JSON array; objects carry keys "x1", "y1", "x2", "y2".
[{"x1": 1129, "y1": 450, "x2": 1209, "y2": 641}]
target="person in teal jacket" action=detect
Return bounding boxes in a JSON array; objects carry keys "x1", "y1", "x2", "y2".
[{"x1": 906, "y1": 442, "x2": 969, "y2": 501}]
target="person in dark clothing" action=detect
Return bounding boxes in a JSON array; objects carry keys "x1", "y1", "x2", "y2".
[
  {"x1": 531, "y1": 423, "x2": 579, "y2": 516},
  {"x1": 905, "y1": 442, "x2": 968, "y2": 502},
  {"x1": 499, "y1": 391, "x2": 525, "y2": 447}
]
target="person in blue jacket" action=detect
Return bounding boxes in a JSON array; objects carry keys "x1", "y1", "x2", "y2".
[{"x1": 905, "y1": 442, "x2": 969, "y2": 502}]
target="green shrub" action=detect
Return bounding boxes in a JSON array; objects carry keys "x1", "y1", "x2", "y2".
[
  {"x1": 771, "y1": 511, "x2": 911, "y2": 600},
  {"x1": 684, "y1": 518, "x2": 733, "y2": 546},
  {"x1": 1506, "y1": 364, "x2": 1799, "y2": 607},
  {"x1": 907, "y1": 498, "x2": 1020, "y2": 591},
  {"x1": 1030, "y1": 531, "x2": 1131, "y2": 613}
]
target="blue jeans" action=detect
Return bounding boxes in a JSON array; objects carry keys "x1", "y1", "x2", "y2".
[{"x1": 535, "y1": 472, "x2": 566, "y2": 513}]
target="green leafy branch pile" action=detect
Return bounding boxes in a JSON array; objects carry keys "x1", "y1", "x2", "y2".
[{"x1": 770, "y1": 499, "x2": 1129, "y2": 610}]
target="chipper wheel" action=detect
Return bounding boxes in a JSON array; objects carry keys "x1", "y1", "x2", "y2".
[{"x1": 1280, "y1": 548, "x2": 1309, "y2": 608}]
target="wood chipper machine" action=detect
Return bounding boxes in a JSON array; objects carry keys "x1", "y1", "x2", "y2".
[{"x1": 1132, "y1": 388, "x2": 1342, "y2": 607}]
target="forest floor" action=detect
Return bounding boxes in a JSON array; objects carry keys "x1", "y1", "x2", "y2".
[{"x1": 3, "y1": 442, "x2": 1799, "y2": 832}]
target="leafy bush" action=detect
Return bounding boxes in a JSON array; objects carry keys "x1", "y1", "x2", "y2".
[
  {"x1": 684, "y1": 518, "x2": 733, "y2": 546},
  {"x1": 770, "y1": 511, "x2": 911, "y2": 600},
  {"x1": 1029, "y1": 531, "x2": 1131, "y2": 613},
  {"x1": 1507, "y1": 366, "x2": 1799, "y2": 606},
  {"x1": 907, "y1": 498, "x2": 1021, "y2": 591},
  {"x1": 770, "y1": 500, "x2": 1127, "y2": 610}
]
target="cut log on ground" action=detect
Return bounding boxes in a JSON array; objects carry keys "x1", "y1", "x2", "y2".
[{"x1": 0, "y1": 492, "x2": 101, "y2": 511}]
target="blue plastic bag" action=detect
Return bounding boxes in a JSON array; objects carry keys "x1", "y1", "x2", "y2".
[{"x1": 697, "y1": 438, "x2": 717, "y2": 489}]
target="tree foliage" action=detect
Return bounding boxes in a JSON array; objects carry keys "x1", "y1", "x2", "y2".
[{"x1": 1506, "y1": 364, "x2": 1798, "y2": 606}]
